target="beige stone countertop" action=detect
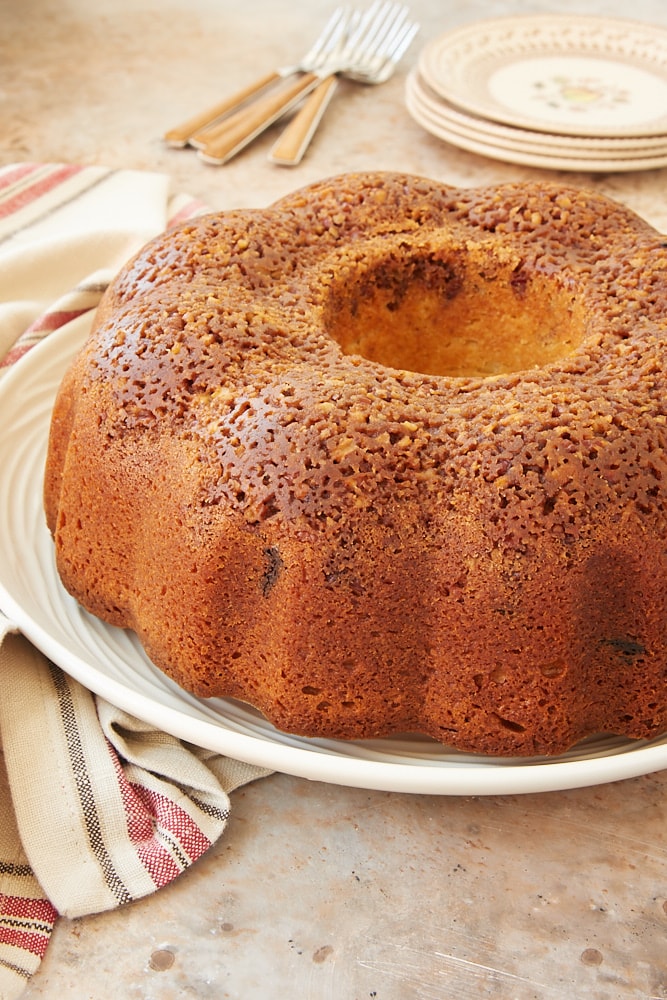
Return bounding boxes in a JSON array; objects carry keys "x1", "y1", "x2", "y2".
[{"x1": 3, "y1": 0, "x2": 667, "y2": 996}]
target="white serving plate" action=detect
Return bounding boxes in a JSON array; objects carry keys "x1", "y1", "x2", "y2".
[{"x1": 1, "y1": 321, "x2": 666, "y2": 794}]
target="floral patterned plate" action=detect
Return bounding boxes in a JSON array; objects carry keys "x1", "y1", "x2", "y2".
[
  {"x1": 405, "y1": 69, "x2": 667, "y2": 172},
  {"x1": 419, "y1": 15, "x2": 667, "y2": 138},
  {"x1": 408, "y1": 70, "x2": 667, "y2": 154}
]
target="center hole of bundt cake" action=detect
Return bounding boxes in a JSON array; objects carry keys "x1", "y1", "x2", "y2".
[{"x1": 325, "y1": 253, "x2": 585, "y2": 378}]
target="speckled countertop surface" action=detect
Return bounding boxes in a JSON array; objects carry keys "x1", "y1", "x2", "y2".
[{"x1": 3, "y1": 0, "x2": 667, "y2": 996}]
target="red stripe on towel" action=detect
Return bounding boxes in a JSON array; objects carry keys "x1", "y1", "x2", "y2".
[
  {"x1": 131, "y1": 783, "x2": 212, "y2": 877},
  {"x1": 0, "y1": 164, "x2": 84, "y2": 220},
  {"x1": 0, "y1": 343, "x2": 33, "y2": 368},
  {"x1": 26, "y1": 308, "x2": 90, "y2": 334},
  {"x1": 109, "y1": 750, "x2": 211, "y2": 889},
  {"x1": 167, "y1": 198, "x2": 208, "y2": 227},
  {"x1": 0, "y1": 926, "x2": 52, "y2": 960},
  {"x1": 0, "y1": 895, "x2": 57, "y2": 924},
  {"x1": 0, "y1": 163, "x2": 39, "y2": 195}
]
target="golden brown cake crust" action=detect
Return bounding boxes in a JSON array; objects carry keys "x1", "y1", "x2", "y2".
[{"x1": 44, "y1": 171, "x2": 667, "y2": 755}]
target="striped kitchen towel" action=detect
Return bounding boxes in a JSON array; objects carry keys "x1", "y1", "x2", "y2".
[{"x1": 0, "y1": 163, "x2": 272, "y2": 1000}]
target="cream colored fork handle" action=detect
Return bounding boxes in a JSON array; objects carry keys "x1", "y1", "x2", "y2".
[
  {"x1": 197, "y1": 72, "x2": 321, "y2": 164},
  {"x1": 269, "y1": 76, "x2": 338, "y2": 165},
  {"x1": 163, "y1": 71, "x2": 281, "y2": 147}
]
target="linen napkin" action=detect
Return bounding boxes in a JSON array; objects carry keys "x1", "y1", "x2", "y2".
[{"x1": 0, "y1": 163, "x2": 272, "y2": 1000}]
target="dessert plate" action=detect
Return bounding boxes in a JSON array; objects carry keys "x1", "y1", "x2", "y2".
[
  {"x1": 406, "y1": 70, "x2": 667, "y2": 173},
  {"x1": 1, "y1": 322, "x2": 666, "y2": 795},
  {"x1": 419, "y1": 15, "x2": 667, "y2": 138},
  {"x1": 409, "y1": 70, "x2": 667, "y2": 156}
]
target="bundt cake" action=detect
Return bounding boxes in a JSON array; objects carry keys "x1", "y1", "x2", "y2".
[{"x1": 44, "y1": 171, "x2": 667, "y2": 756}]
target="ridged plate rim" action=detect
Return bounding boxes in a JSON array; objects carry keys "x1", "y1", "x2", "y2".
[
  {"x1": 1, "y1": 321, "x2": 666, "y2": 795},
  {"x1": 408, "y1": 69, "x2": 667, "y2": 155},
  {"x1": 419, "y1": 14, "x2": 667, "y2": 139},
  {"x1": 405, "y1": 69, "x2": 667, "y2": 173}
]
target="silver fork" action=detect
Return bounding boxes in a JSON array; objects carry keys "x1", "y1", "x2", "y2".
[
  {"x1": 197, "y1": 4, "x2": 417, "y2": 165},
  {"x1": 270, "y1": 3, "x2": 418, "y2": 165},
  {"x1": 163, "y1": 7, "x2": 350, "y2": 148}
]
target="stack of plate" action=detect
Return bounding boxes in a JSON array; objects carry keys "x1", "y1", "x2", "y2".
[{"x1": 406, "y1": 14, "x2": 667, "y2": 172}]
